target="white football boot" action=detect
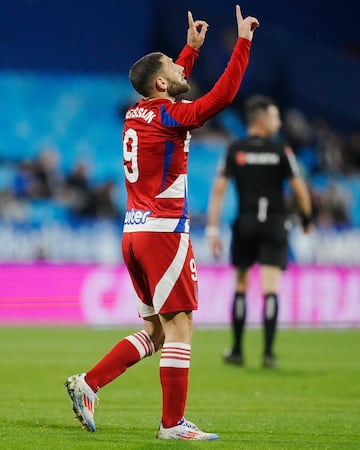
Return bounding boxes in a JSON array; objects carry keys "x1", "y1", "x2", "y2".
[
  {"x1": 157, "y1": 417, "x2": 219, "y2": 440},
  {"x1": 64, "y1": 373, "x2": 98, "y2": 432}
]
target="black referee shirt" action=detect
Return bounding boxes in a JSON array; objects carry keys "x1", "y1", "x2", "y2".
[{"x1": 223, "y1": 136, "x2": 300, "y2": 218}]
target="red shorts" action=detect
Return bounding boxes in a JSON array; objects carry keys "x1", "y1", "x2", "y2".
[{"x1": 122, "y1": 232, "x2": 198, "y2": 317}]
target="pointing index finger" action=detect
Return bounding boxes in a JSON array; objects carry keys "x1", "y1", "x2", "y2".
[
  {"x1": 236, "y1": 4, "x2": 243, "y2": 22},
  {"x1": 188, "y1": 11, "x2": 194, "y2": 28}
]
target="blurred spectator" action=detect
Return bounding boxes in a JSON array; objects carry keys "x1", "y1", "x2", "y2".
[
  {"x1": 61, "y1": 161, "x2": 94, "y2": 217},
  {"x1": 325, "y1": 182, "x2": 351, "y2": 226},
  {"x1": 0, "y1": 189, "x2": 28, "y2": 222},
  {"x1": 6, "y1": 149, "x2": 122, "y2": 222},
  {"x1": 92, "y1": 180, "x2": 119, "y2": 219},
  {"x1": 282, "y1": 108, "x2": 320, "y2": 175},
  {"x1": 61, "y1": 163, "x2": 120, "y2": 220},
  {"x1": 31, "y1": 147, "x2": 64, "y2": 198},
  {"x1": 312, "y1": 117, "x2": 345, "y2": 174},
  {"x1": 283, "y1": 108, "x2": 314, "y2": 151},
  {"x1": 314, "y1": 182, "x2": 351, "y2": 229},
  {"x1": 288, "y1": 181, "x2": 351, "y2": 230},
  {"x1": 13, "y1": 160, "x2": 37, "y2": 198}
]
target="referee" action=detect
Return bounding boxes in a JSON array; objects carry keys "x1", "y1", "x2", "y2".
[{"x1": 206, "y1": 95, "x2": 312, "y2": 368}]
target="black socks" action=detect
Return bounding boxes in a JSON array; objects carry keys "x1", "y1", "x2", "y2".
[
  {"x1": 263, "y1": 293, "x2": 278, "y2": 357},
  {"x1": 231, "y1": 292, "x2": 246, "y2": 355}
]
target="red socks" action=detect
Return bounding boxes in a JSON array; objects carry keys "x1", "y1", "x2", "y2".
[
  {"x1": 85, "y1": 330, "x2": 155, "y2": 392},
  {"x1": 160, "y1": 342, "x2": 191, "y2": 428},
  {"x1": 84, "y1": 335, "x2": 191, "y2": 429}
]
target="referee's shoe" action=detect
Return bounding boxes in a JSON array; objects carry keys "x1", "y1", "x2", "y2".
[
  {"x1": 263, "y1": 354, "x2": 277, "y2": 368},
  {"x1": 223, "y1": 349, "x2": 244, "y2": 366}
]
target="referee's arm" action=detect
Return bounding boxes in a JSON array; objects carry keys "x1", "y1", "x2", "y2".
[
  {"x1": 206, "y1": 175, "x2": 230, "y2": 257},
  {"x1": 289, "y1": 176, "x2": 313, "y2": 233}
]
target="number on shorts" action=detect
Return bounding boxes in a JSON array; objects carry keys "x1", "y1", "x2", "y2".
[{"x1": 189, "y1": 258, "x2": 198, "y2": 281}]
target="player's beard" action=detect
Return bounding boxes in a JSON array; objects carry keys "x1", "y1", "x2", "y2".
[{"x1": 167, "y1": 79, "x2": 190, "y2": 97}]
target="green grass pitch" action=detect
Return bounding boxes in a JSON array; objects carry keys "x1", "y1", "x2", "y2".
[{"x1": 1, "y1": 327, "x2": 359, "y2": 449}]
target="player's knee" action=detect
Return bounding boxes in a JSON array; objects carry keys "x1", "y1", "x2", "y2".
[{"x1": 152, "y1": 331, "x2": 165, "y2": 352}]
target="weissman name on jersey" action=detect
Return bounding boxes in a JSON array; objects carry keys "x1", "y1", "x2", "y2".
[{"x1": 125, "y1": 107, "x2": 156, "y2": 124}]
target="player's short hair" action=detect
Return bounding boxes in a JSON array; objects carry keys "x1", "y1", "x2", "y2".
[
  {"x1": 243, "y1": 95, "x2": 277, "y2": 125},
  {"x1": 129, "y1": 52, "x2": 164, "y2": 97}
]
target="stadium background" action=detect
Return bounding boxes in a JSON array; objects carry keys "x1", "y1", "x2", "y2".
[{"x1": 0, "y1": 0, "x2": 359, "y2": 327}]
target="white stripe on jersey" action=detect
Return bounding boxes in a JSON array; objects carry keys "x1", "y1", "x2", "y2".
[
  {"x1": 160, "y1": 342, "x2": 191, "y2": 368},
  {"x1": 153, "y1": 233, "x2": 189, "y2": 313},
  {"x1": 155, "y1": 173, "x2": 188, "y2": 199},
  {"x1": 123, "y1": 217, "x2": 190, "y2": 233}
]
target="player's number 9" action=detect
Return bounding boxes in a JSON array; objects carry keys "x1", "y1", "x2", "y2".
[
  {"x1": 189, "y1": 257, "x2": 198, "y2": 281},
  {"x1": 123, "y1": 128, "x2": 139, "y2": 183}
]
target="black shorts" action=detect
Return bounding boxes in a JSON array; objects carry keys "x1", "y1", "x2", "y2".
[{"x1": 231, "y1": 215, "x2": 289, "y2": 270}]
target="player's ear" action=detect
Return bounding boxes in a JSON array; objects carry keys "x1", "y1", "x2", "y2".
[{"x1": 155, "y1": 76, "x2": 167, "y2": 92}]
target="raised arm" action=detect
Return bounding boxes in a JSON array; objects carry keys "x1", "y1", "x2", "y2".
[
  {"x1": 175, "y1": 11, "x2": 209, "y2": 79},
  {"x1": 191, "y1": 5, "x2": 259, "y2": 125}
]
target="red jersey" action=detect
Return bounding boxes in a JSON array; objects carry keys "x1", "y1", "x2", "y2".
[{"x1": 122, "y1": 38, "x2": 251, "y2": 233}]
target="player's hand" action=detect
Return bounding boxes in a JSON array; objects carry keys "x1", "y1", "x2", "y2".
[
  {"x1": 187, "y1": 11, "x2": 209, "y2": 50},
  {"x1": 208, "y1": 235, "x2": 222, "y2": 259},
  {"x1": 235, "y1": 4, "x2": 259, "y2": 41}
]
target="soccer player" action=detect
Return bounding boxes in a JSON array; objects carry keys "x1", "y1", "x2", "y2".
[
  {"x1": 65, "y1": 5, "x2": 259, "y2": 440},
  {"x1": 206, "y1": 95, "x2": 312, "y2": 368}
]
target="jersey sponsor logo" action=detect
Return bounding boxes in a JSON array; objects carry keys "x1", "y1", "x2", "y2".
[
  {"x1": 124, "y1": 208, "x2": 152, "y2": 225},
  {"x1": 236, "y1": 151, "x2": 247, "y2": 165},
  {"x1": 125, "y1": 107, "x2": 156, "y2": 124},
  {"x1": 123, "y1": 217, "x2": 190, "y2": 233},
  {"x1": 236, "y1": 151, "x2": 280, "y2": 166}
]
